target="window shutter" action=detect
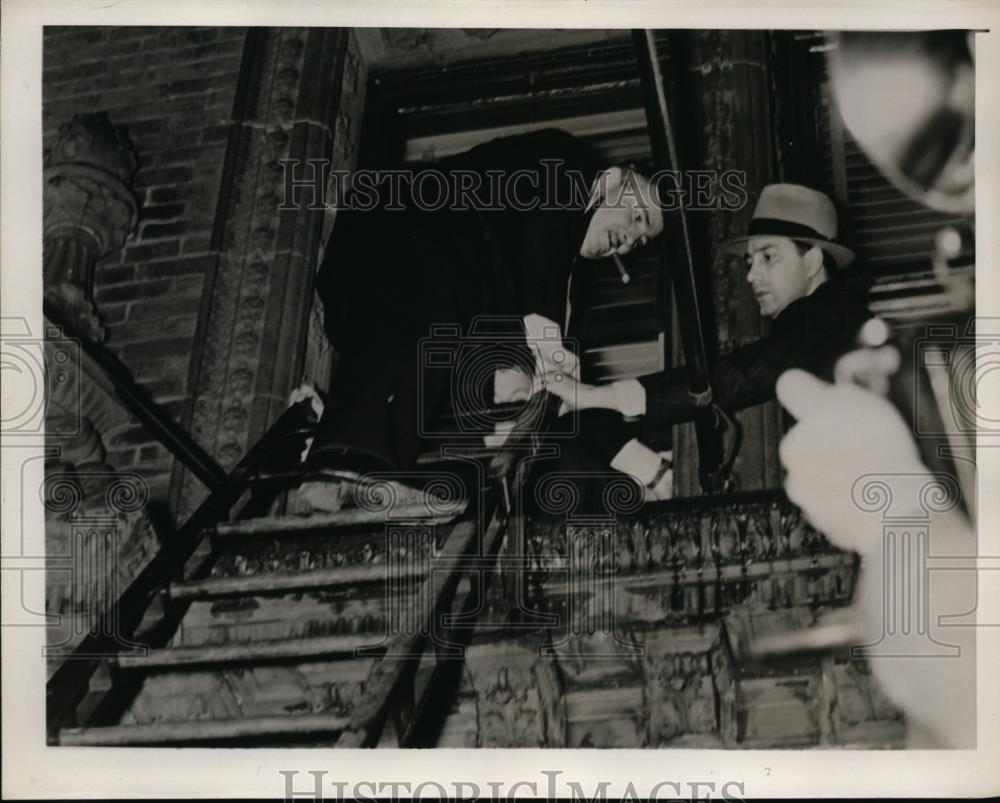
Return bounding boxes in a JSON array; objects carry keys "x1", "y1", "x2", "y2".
[
  {"x1": 814, "y1": 41, "x2": 970, "y2": 323},
  {"x1": 372, "y1": 39, "x2": 667, "y2": 382}
]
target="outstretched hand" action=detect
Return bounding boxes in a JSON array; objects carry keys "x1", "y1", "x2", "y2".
[{"x1": 541, "y1": 368, "x2": 588, "y2": 411}]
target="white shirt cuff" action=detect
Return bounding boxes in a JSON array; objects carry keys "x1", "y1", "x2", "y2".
[
  {"x1": 611, "y1": 379, "x2": 646, "y2": 418},
  {"x1": 609, "y1": 438, "x2": 662, "y2": 486}
]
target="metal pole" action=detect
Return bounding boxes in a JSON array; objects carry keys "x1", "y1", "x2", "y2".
[{"x1": 632, "y1": 30, "x2": 733, "y2": 491}]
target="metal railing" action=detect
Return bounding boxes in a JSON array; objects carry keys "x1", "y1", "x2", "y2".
[{"x1": 43, "y1": 298, "x2": 228, "y2": 492}]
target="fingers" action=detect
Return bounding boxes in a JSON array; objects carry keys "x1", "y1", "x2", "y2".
[
  {"x1": 299, "y1": 436, "x2": 315, "y2": 464},
  {"x1": 289, "y1": 383, "x2": 324, "y2": 418},
  {"x1": 781, "y1": 462, "x2": 808, "y2": 509},
  {"x1": 775, "y1": 369, "x2": 830, "y2": 421},
  {"x1": 544, "y1": 371, "x2": 575, "y2": 402},
  {"x1": 523, "y1": 313, "x2": 562, "y2": 341},
  {"x1": 777, "y1": 420, "x2": 806, "y2": 475},
  {"x1": 493, "y1": 367, "x2": 533, "y2": 404},
  {"x1": 833, "y1": 345, "x2": 901, "y2": 395}
]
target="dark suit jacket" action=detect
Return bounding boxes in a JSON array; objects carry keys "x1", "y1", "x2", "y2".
[
  {"x1": 579, "y1": 277, "x2": 872, "y2": 463},
  {"x1": 642, "y1": 277, "x2": 871, "y2": 424},
  {"x1": 311, "y1": 128, "x2": 600, "y2": 471}
]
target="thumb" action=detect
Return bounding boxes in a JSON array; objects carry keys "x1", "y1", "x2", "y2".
[{"x1": 775, "y1": 369, "x2": 830, "y2": 422}]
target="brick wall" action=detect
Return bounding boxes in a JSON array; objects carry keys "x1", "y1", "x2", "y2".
[{"x1": 42, "y1": 26, "x2": 246, "y2": 507}]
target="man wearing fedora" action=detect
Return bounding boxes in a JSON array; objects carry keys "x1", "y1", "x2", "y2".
[{"x1": 544, "y1": 183, "x2": 871, "y2": 498}]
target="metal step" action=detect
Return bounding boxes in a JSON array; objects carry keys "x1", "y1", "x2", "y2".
[
  {"x1": 116, "y1": 634, "x2": 371, "y2": 670},
  {"x1": 215, "y1": 502, "x2": 465, "y2": 538},
  {"x1": 58, "y1": 713, "x2": 350, "y2": 746},
  {"x1": 49, "y1": 382, "x2": 558, "y2": 749},
  {"x1": 169, "y1": 563, "x2": 428, "y2": 600}
]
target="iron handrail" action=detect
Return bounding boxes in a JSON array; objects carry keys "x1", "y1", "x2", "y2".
[
  {"x1": 44, "y1": 399, "x2": 316, "y2": 741},
  {"x1": 43, "y1": 298, "x2": 228, "y2": 492},
  {"x1": 335, "y1": 394, "x2": 564, "y2": 747}
]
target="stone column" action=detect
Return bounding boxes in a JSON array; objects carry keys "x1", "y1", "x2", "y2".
[
  {"x1": 42, "y1": 114, "x2": 157, "y2": 674},
  {"x1": 176, "y1": 28, "x2": 352, "y2": 516},
  {"x1": 43, "y1": 112, "x2": 140, "y2": 487}
]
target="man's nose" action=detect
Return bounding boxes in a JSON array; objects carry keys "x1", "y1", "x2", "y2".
[
  {"x1": 620, "y1": 225, "x2": 647, "y2": 249},
  {"x1": 611, "y1": 229, "x2": 635, "y2": 254},
  {"x1": 746, "y1": 257, "x2": 764, "y2": 284}
]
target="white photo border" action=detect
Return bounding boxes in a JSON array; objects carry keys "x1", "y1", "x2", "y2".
[{"x1": 3, "y1": 1, "x2": 999, "y2": 798}]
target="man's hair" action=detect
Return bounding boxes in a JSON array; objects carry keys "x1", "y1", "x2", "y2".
[{"x1": 792, "y1": 240, "x2": 837, "y2": 277}]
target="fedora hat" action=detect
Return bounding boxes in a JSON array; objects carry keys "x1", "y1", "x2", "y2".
[{"x1": 725, "y1": 184, "x2": 855, "y2": 269}]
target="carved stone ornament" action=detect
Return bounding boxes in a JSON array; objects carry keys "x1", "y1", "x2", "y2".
[
  {"x1": 43, "y1": 112, "x2": 139, "y2": 341},
  {"x1": 464, "y1": 642, "x2": 565, "y2": 747}
]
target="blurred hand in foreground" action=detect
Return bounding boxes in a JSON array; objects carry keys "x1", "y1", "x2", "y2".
[
  {"x1": 776, "y1": 356, "x2": 976, "y2": 749},
  {"x1": 776, "y1": 363, "x2": 926, "y2": 553}
]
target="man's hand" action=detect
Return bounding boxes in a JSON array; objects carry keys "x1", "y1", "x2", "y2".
[
  {"x1": 776, "y1": 364, "x2": 926, "y2": 555},
  {"x1": 542, "y1": 369, "x2": 586, "y2": 410},
  {"x1": 541, "y1": 369, "x2": 622, "y2": 415},
  {"x1": 288, "y1": 382, "x2": 325, "y2": 419},
  {"x1": 288, "y1": 382, "x2": 326, "y2": 463},
  {"x1": 776, "y1": 359, "x2": 976, "y2": 749},
  {"x1": 493, "y1": 366, "x2": 534, "y2": 404}
]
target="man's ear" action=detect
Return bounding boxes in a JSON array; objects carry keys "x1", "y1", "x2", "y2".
[
  {"x1": 804, "y1": 244, "x2": 825, "y2": 280},
  {"x1": 586, "y1": 166, "x2": 625, "y2": 212}
]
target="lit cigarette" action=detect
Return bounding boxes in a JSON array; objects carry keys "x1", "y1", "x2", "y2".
[{"x1": 612, "y1": 252, "x2": 630, "y2": 285}]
